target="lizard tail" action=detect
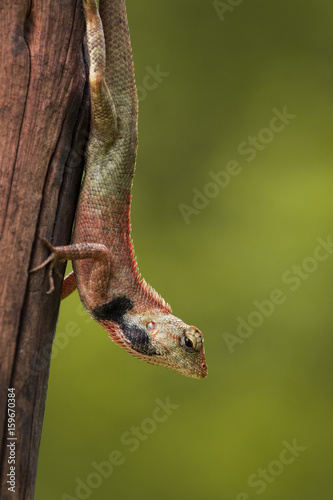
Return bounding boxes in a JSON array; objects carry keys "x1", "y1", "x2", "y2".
[{"x1": 99, "y1": 0, "x2": 138, "y2": 131}]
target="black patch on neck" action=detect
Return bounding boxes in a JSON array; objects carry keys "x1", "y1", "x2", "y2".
[
  {"x1": 93, "y1": 296, "x2": 134, "y2": 323},
  {"x1": 122, "y1": 324, "x2": 158, "y2": 356},
  {"x1": 93, "y1": 295, "x2": 158, "y2": 356}
]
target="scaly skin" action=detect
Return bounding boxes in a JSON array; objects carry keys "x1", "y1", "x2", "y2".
[{"x1": 31, "y1": 0, "x2": 207, "y2": 379}]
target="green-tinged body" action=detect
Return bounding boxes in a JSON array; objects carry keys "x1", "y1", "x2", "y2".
[{"x1": 32, "y1": 0, "x2": 207, "y2": 379}]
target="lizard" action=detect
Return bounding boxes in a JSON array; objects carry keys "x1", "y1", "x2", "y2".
[{"x1": 31, "y1": 0, "x2": 207, "y2": 379}]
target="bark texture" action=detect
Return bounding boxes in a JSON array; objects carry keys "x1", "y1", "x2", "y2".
[{"x1": 0, "y1": 0, "x2": 89, "y2": 498}]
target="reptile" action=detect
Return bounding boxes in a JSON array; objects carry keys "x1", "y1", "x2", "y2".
[{"x1": 31, "y1": 0, "x2": 207, "y2": 379}]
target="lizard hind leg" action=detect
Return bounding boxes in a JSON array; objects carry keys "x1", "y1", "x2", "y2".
[
  {"x1": 83, "y1": 0, "x2": 118, "y2": 144},
  {"x1": 61, "y1": 271, "x2": 77, "y2": 300}
]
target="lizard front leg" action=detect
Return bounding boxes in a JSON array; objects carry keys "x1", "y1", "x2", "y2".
[{"x1": 30, "y1": 238, "x2": 110, "y2": 301}]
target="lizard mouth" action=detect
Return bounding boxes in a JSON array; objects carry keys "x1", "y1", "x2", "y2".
[{"x1": 200, "y1": 360, "x2": 208, "y2": 378}]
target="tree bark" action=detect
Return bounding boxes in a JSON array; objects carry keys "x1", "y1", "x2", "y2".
[{"x1": 0, "y1": 1, "x2": 89, "y2": 498}]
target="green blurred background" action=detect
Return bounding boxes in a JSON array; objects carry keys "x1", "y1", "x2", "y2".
[{"x1": 35, "y1": 1, "x2": 333, "y2": 499}]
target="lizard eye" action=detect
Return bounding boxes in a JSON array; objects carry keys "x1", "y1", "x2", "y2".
[
  {"x1": 184, "y1": 336, "x2": 195, "y2": 350},
  {"x1": 181, "y1": 328, "x2": 203, "y2": 353},
  {"x1": 146, "y1": 321, "x2": 158, "y2": 334}
]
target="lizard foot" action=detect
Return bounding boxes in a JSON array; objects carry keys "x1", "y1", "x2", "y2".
[{"x1": 30, "y1": 237, "x2": 66, "y2": 294}]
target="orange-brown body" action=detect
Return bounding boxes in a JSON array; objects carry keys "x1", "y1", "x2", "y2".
[{"x1": 32, "y1": 0, "x2": 207, "y2": 379}]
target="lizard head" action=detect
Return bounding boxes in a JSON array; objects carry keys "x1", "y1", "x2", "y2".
[{"x1": 93, "y1": 295, "x2": 207, "y2": 379}]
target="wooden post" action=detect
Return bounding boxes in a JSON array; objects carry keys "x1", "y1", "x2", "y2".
[{"x1": 0, "y1": 1, "x2": 89, "y2": 498}]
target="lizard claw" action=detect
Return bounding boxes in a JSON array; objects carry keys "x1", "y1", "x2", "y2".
[{"x1": 30, "y1": 237, "x2": 62, "y2": 293}]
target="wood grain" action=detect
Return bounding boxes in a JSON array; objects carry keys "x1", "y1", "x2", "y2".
[{"x1": 0, "y1": 1, "x2": 89, "y2": 498}]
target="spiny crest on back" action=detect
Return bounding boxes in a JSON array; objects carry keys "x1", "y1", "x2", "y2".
[
  {"x1": 127, "y1": 233, "x2": 171, "y2": 312},
  {"x1": 138, "y1": 277, "x2": 172, "y2": 312}
]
